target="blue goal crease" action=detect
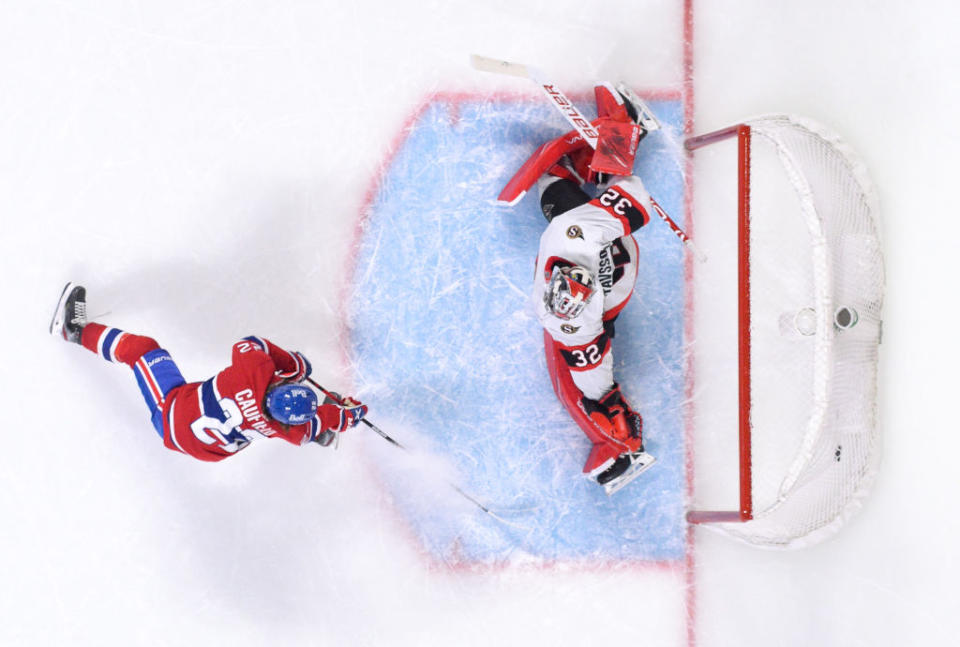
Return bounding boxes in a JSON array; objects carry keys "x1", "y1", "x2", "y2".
[{"x1": 349, "y1": 96, "x2": 687, "y2": 564}]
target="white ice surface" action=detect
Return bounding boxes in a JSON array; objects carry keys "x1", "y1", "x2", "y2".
[{"x1": 0, "y1": 1, "x2": 957, "y2": 646}]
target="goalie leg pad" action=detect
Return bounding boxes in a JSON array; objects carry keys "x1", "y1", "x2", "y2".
[
  {"x1": 584, "y1": 442, "x2": 622, "y2": 476},
  {"x1": 544, "y1": 332, "x2": 644, "y2": 473},
  {"x1": 498, "y1": 130, "x2": 591, "y2": 206}
]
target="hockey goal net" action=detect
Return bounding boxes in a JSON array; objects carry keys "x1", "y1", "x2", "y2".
[{"x1": 685, "y1": 115, "x2": 884, "y2": 548}]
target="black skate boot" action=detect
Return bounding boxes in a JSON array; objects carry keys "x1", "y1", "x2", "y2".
[
  {"x1": 595, "y1": 447, "x2": 657, "y2": 496},
  {"x1": 49, "y1": 282, "x2": 87, "y2": 344},
  {"x1": 613, "y1": 82, "x2": 660, "y2": 132}
]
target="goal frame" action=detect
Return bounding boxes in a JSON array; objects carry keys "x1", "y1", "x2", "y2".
[
  {"x1": 684, "y1": 124, "x2": 754, "y2": 524},
  {"x1": 681, "y1": 116, "x2": 883, "y2": 547}
]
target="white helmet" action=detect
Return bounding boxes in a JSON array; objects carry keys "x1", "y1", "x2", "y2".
[{"x1": 544, "y1": 264, "x2": 595, "y2": 320}]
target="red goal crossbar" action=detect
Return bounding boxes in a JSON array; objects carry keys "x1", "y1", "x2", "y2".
[{"x1": 685, "y1": 124, "x2": 753, "y2": 524}]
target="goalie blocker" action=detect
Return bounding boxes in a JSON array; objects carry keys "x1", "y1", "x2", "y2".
[{"x1": 497, "y1": 82, "x2": 653, "y2": 206}]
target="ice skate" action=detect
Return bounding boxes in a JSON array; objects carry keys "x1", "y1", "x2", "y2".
[
  {"x1": 49, "y1": 282, "x2": 87, "y2": 344},
  {"x1": 613, "y1": 82, "x2": 661, "y2": 132},
  {"x1": 596, "y1": 449, "x2": 656, "y2": 496}
]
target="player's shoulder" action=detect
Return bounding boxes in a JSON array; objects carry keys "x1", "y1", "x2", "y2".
[
  {"x1": 600, "y1": 174, "x2": 650, "y2": 198},
  {"x1": 542, "y1": 206, "x2": 604, "y2": 245},
  {"x1": 228, "y1": 338, "x2": 278, "y2": 381},
  {"x1": 234, "y1": 336, "x2": 269, "y2": 354}
]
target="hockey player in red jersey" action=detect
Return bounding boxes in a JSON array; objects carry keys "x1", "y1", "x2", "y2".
[
  {"x1": 514, "y1": 83, "x2": 665, "y2": 494},
  {"x1": 49, "y1": 283, "x2": 367, "y2": 462}
]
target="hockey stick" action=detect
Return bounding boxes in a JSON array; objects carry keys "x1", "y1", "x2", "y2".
[
  {"x1": 471, "y1": 54, "x2": 600, "y2": 148},
  {"x1": 305, "y1": 378, "x2": 529, "y2": 529},
  {"x1": 471, "y1": 54, "x2": 704, "y2": 262},
  {"x1": 651, "y1": 200, "x2": 707, "y2": 263}
]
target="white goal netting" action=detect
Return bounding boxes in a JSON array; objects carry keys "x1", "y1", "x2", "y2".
[{"x1": 711, "y1": 115, "x2": 884, "y2": 548}]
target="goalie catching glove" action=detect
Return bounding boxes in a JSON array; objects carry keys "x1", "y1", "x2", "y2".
[
  {"x1": 582, "y1": 385, "x2": 644, "y2": 453},
  {"x1": 329, "y1": 397, "x2": 368, "y2": 431},
  {"x1": 581, "y1": 386, "x2": 654, "y2": 494}
]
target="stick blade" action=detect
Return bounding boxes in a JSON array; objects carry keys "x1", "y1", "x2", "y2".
[
  {"x1": 686, "y1": 239, "x2": 708, "y2": 264},
  {"x1": 470, "y1": 54, "x2": 532, "y2": 79}
]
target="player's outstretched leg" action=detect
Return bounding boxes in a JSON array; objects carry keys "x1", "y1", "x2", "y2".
[
  {"x1": 78, "y1": 322, "x2": 185, "y2": 438},
  {"x1": 49, "y1": 283, "x2": 186, "y2": 438},
  {"x1": 582, "y1": 387, "x2": 657, "y2": 495}
]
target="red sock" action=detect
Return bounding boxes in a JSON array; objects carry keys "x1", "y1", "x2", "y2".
[{"x1": 80, "y1": 323, "x2": 160, "y2": 367}]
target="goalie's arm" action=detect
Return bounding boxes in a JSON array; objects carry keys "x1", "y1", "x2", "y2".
[
  {"x1": 586, "y1": 176, "x2": 704, "y2": 260},
  {"x1": 546, "y1": 175, "x2": 654, "y2": 248}
]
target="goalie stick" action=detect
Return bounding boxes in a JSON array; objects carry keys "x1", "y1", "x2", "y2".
[
  {"x1": 471, "y1": 54, "x2": 601, "y2": 148},
  {"x1": 305, "y1": 378, "x2": 530, "y2": 530},
  {"x1": 471, "y1": 54, "x2": 704, "y2": 262}
]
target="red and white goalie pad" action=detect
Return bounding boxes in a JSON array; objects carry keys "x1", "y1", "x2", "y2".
[
  {"x1": 543, "y1": 332, "x2": 644, "y2": 476},
  {"x1": 497, "y1": 84, "x2": 648, "y2": 205}
]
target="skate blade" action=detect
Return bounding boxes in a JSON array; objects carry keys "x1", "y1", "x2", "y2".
[
  {"x1": 48, "y1": 282, "x2": 74, "y2": 335},
  {"x1": 614, "y1": 83, "x2": 661, "y2": 132},
  {"x1": 603, "y1": 453, "x2": 656, "y2": 496}
]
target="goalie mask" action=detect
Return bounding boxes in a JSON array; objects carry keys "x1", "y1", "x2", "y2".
[
  {"x1": 544, "y1": 264, "x2": 596, "y2": 320},
  {"x1": 265, "y1": 383, "x2": 318, "y2": 425}
]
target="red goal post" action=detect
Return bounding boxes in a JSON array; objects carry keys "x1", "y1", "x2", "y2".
[{"x1": 684, "y1": 115, "x2": 884, "y2": 548}]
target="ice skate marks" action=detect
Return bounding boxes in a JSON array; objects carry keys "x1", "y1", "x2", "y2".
[{"x1": 349, "y1": 94, "x2": 687, "y2": 564}]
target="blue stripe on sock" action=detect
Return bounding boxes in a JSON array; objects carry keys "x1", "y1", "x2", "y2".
[{"x1": 101, "y1": 328, "x2": 122, "y2": 361}]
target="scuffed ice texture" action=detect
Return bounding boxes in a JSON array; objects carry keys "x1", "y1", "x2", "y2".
[{"x1": 348, "y1": 95, "x2": 688, "y2": 565}]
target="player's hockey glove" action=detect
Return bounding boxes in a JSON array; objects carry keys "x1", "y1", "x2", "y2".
[
  {"x1": 583, "y1": 385, "x2": 644, "y2": 451},
  {"x1": 316, "y1": 395, "x2": 368, "y2": 434},
  {"x1": 276, "y1": 350, "x2": 312, "y2": 383},
  {"x1": 336, "y1": 397, "x2": 368, "y2": 431}
]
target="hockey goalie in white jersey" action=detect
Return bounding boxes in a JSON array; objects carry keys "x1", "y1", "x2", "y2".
[{"x1": 506, "y1": 82, "x2": 665, "y2": 494}]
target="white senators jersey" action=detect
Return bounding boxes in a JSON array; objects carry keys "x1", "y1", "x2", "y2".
[{"x1": 532, "y1": 175, "x2": 661, "y2": 400}]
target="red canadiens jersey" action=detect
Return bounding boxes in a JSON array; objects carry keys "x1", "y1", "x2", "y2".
[{"x1": 160, "y1": 336, "x2": 339, "y2": 462}]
